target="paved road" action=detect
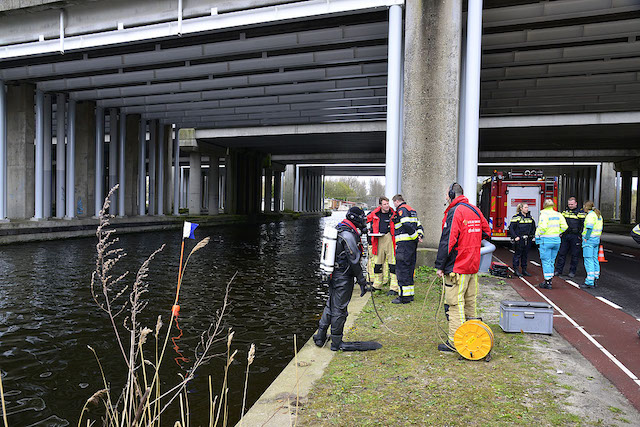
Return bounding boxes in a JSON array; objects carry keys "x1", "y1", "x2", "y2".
[{"x1": 493, "y1": 244, "x2": 640, "y2": 412}]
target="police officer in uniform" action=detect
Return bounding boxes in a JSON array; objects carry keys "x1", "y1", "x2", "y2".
[
  {"x1": 391, "y1": 194, "x2": 424, "y2": 304},
  {"x1": 508, "y1": 203, "x2": 536, "y2": 277},
  {"x1": 313, "y1": 207, "x2": 381, "y2": 352},
  {"x1": 555, "y1": 197, "x2": 586, "y2": 278}
]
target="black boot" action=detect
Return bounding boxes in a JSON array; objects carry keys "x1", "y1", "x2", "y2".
[
  {"x1": 522, "y1": 268, "x2": 531, "y2": 277},
  {"x1": 538, "y1": 279, "x2": 552, "y2": 289},
  {"x1": 392, "y1": 295, "x2": 414, "y2": 304},
  {"x1": 514, "y1": 267, "x2": 522, "y2": 277},
  {"x1": 330, "y1": 334, "x2": 382, "y2": 351},
  {"x1": 313, "y1": 328, "x2": 329, "y2": 347}
]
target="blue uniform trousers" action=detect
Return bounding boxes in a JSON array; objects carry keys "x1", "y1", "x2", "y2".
[
  {"x1": 539, "y1": 237, "x2": 561, "y2": 280},
  {"x1": 582, "y1": 237, "x2": 600, "y2": 286}
]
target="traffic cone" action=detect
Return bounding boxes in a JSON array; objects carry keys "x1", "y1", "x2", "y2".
[{"x1": 598, "y1": 245, "x2": 608, "y2": 263}]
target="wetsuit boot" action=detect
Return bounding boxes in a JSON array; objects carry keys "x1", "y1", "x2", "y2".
[{"x1": 313, "y1": 328, "x2": 329, "y2": 347}]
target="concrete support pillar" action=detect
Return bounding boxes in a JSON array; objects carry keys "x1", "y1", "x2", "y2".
[
  {"x1": 385, "y1": 4, "x2": 402, "y2": 199},
  {"x1": 65, "y1": 99, "x2": 76, "y2": 219},
  {"x1": 402, "y1": 0, "x2": 462, "y2": 247},
  {"x1": 264, "y1": 167, "x2": 272, "y2": 213},
  {"x1": 108, "y1": 108, "x2": 118, "y2": 213},
  {"x1": 74, "y1": 101, "x2": 96, "y2": 217},
  {"x1": 224, "y1": 152, "x2": 236, "y2": 214},
  {"x1": 117, "y1": 112, "x2": 125, "y2": 217},
  {"x1": 7, "y1": 84, "x2": 35, "y2": 219},
  {"x1": 43, "y1": 94, "x2": 52, "y2": 218},
  {"x1": 284, "y1": 164, "x2": 295, "y2": 211},
  {"x1": 594, "y1": 164, "x2": 601, "y2": 208},
  {"x1": 0, "y1": 81, "x2": 5, "y2": 220},
  {"x1": 600, "y1": 162, "x2": 616, "y2": 220},
  {"x1": 173, "y1": 127, "x2": 180, "y2": 215},
  {"x1": 461, "y1": 0, "x2": 482, "y2": 205},
  {"x1": 157, "y1": 124, "x2": 164, "y2": 216},
  {"x1": 148, "y1": 120, "x2": 157, "y2": 215},
  {"x1": 188, "y1": 151, "x2": 201, "y2": 214},
  {"x1": 56, "y1": 94, "x2": 66, "y2": 218},
  {"x1": 163, "y1": 125, "x2": 172, "y2": 215},
  {"x1": 34, "y1": 90, "x2": 44, "y2": 220},
  {"x1": 620, "y1": 171, "x2": 632, "y2": 224},
  {"x1": 94, "y1": 106, "x2": 104, "y2": 215},
  {"x1": 124, "y1": 114, "x2": 139, "y2": 216},
  {"x1": 273, "y1": 171, "x2": 282, "y2": 213},
  {"x1": 207, "y1": 156, "x2": 219, "y2": 215},
  {"x1": 138, "y1": 119, "x2": 146, "y2": 215}
]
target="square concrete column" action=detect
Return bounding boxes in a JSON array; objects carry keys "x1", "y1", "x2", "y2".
[
  {"x1": 148, "y1": 120, "x2": 157, "y2": 215},
  {"x1": 74, "y1": 101, "x2": 96, "y2": 217},
  {"x1": 620, "y1": 171, "x2": 632, "y2": 224},
  {"x1": 43, "y1": 94, "x2": 52, "y2": 218},
  {"x1": 264, "y1": 168, "x2": 272, "y2": 213},
  {"x1": 163, "y1": 125, "x2": 173, "y2": 215},
  {"x1": 7, "y1": 84, "x2": 35, "y2": 219},
  {"x1": 124, "y1": 114, "x2": 140, "y2": 216},
  {"x1": 283, "y1": 164, "x2": 295, "y2": 211},
  {"x1": 273, "y1": 171, "x2": 282, "y2": 213},
  {"x1": 188, "y1": 151, "x2": 202, "y2": 215},
  {"x1": 207, "y1": 156, "x2": 219, "y2": 215},
  {"x1": 636, "y1": 171, "x2": 640, "y2": 224},
  {"x1": 108, "y1": 108, "x2": 118, "y2": 213},
  {"x1": 224, "y1": 152, "x2": 237, "y2": 214},
  {"x1": 157, "y1": 124, "x2": 164, "y2": 216},
  {"x1": 402, "y1": 0, "x2": 462, "y2": 247},
  {"x1": 56, "y1": 94, "x2": 66, "y2": 218}
]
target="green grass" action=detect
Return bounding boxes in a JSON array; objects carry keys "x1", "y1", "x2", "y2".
[{"x1": 297, "y1": 267, "x2": 587, "y2": 426}]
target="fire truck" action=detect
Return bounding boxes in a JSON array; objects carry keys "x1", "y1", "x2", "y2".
[{"x1": 479, "y1": 170, "x2": 558, "y2": 241}]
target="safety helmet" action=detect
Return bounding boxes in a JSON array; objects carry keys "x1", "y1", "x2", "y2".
[{"x1": 346, "y1": 207, "x2": 367, "y2": 231}]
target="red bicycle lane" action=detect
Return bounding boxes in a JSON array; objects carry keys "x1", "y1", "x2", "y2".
[{"x1": 493, "y1": 247, "x2": 640, "y2": 411}]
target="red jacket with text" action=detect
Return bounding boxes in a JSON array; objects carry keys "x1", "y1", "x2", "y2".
[
  {"x1": 435, "y1": 195, "x2": 492, "y2": 274},
  {"x1": 366, "y1": 206, "x2": 395, "y2": 256}
]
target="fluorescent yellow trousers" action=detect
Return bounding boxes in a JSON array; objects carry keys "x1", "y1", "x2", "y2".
[
  {"x1": 371, "y1": 233, "x2": 398, "y2": 292},
  {"x1": 444, "y1": 273, "x2": 479, "y2": 342}
]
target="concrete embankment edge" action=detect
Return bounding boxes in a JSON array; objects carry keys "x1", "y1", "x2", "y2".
[{"x1": 238, "y1": 287, "x2": 369, "y2": 427}]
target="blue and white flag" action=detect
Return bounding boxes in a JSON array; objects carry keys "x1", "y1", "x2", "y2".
[{"x1": 182, "y1": 221, "x2": 198, "y2": 239}]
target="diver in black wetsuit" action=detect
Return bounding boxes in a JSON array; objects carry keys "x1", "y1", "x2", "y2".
[{"x1": 313, "y1": 207, "x2": 382, "y2": 352}]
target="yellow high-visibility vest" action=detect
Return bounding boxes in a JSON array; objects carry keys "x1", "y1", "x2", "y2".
[
  {"x1": 582, "y1": 210, "x2": 603, "y2": 238},
  {"x1": 535, "y1": 207, "x2": 568, "y2": 238}
]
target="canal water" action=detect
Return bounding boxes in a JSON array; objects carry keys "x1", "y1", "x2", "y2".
[{"x1": 0, "y1": 212, "x2": 345, "y2": 426}]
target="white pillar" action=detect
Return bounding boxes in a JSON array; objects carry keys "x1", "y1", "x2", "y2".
[
  {"x1": 148, "y1": 120, "x2": 156, "y2": 215},
  {"x1": 188, "y1": 152, "x2": 201, "y2": 215},
  {"x1": 461, "y1": 0, "x2": 482, "y2": 205},
  {"x1": 157, "y1": 124, "x2": 164, "y2": 215},
  {"x1": 457, "y1": 36, "x2": 467, "y2": 184},
  {"x1": 34, "y1": 90, "x2": 44, "y2": 219},
  {"x1": 56, "y1": 94, "x2": 66, "y2": 218},
  {"x1": 43, "y1": 94, "x2": 52, "y2": 218},
  {"x1": 118, "y1": 112, "x2": 126, "y2": 217},
  {"x1": 385, "y1": 4, "x2": 402, "y2": 199},
  {"x1": 138, "y1": 119, "x2": 146, "y2": 216},
  {"x1": 108, "y1": 108, "x2": 118, "y2": 212},
  {"x1": 208, "y1": 156, "x2": 219, "y2": 215},
  {"x1": 594, "y1": 163, "x2": 601, "y2": 208},
  {"x1": 94, "y1": 106, "x2": 104, "y2": 215},
  {"x1": 173, "y1": 127, "x2": 180, "y2": 215},
  {"x1": 0, "y1": 81, "x2": 5, "y2": 220},
  {"x1": 65, "y1": 99, "x2": 76, "y2": 218}
]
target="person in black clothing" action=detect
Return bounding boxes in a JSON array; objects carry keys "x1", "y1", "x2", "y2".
[
  {"x1": 313, "y1": 207, "x2": 381, "y2": 352},
  {"x1": 508, "y1": 203, "x2": 536, "y2": 277},
  {"x1": 555, "y1": 197, "x2": 586, "y2": 278}
]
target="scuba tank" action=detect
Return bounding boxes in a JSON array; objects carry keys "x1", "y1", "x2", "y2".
[{"x1": 320, "y1": 225, "x2": 338, "y2": 280}]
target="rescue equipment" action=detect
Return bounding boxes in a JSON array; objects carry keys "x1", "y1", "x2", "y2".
[
  {"x1": 453, "y1": 319, "x2": 494, "y2": 361},
  {"x1": 489, "y1": 261, "x2": 511, "y2": 278},
  {"x1": 598, "y1": 245, "x2": 608, "y2": 263},
  {"x1": 320, "y1": 226, "x2": 338, "y2": 278}
]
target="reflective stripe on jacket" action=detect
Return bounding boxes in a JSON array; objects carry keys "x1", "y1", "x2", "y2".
[
  {"x1": 582, "y1": 210, "x2": 603, "y2": 238},
  {"x1": 535, "y1": 207, "x2": 568, "y2": 239},
  {"x1": 632, "y1": 224, "x2": 640, "y2": 245},
  {"x1": 561, "y1": 208, "x2": 587, "y2": 235},
  {"x1": 393, "y1": 203, "x2": 424, "y2": 242},
  {"x1": 508, "y1": 212, "x2": 536, "y2": 239},
  {"x1": 366, "y1": 206, "x2": 396, "y2": 255}
]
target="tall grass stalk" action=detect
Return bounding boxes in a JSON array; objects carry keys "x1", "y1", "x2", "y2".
[
  {"x1": 0, "y1": 368, "x2": 9, "y2": 427},
  {"x1": 239, "y1": 343, "x2": 256, "y2": 426}
]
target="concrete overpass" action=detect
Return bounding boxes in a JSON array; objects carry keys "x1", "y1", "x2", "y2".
[{"x1": 1, "y1": 0, "x2": 639, "y2": 247}]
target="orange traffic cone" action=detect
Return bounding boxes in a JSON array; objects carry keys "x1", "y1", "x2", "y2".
[{"x1": 598, "y1": 245, "x2": 608, "y2": 263}]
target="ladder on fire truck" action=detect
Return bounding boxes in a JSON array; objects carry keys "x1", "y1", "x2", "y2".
[{"x1": 543, "y1": 177, "x2": 555, "y2": 200}]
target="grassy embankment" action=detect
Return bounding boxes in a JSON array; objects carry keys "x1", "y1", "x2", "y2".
[{"x1": 297, "y1": 267, "x2": 588, "y2": 426}]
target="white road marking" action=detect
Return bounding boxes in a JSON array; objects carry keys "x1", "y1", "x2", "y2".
[
  {"x1": 493, "y1": 254, "x2": 639, "y2": 385},
  {"x1": 621, "y1": 253, "x2": 635, "y2": 258},
  {"x1": 603, "y1": 248, "x2": 613, "y2": 253},
  {"x1": 565, "y1": 280, "x2": 580, "y2": 289},
  {"x1": 509, "y1": 249, "x2": 515, "y2": 253},
  {"x1": 530, "y1": 261, "x2": 541, "y2": 266},
  {"x1": 596, "y1": 297, "x2": 622, "y2": 310}
]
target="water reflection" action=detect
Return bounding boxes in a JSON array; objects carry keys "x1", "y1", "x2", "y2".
[{"x1": 0, "y1": 212, "x2": 344, "y2": 425}]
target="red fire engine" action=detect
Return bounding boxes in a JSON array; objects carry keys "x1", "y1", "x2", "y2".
[{"x1": 479, "y1": 170, "x2": 558, "y2": 241}]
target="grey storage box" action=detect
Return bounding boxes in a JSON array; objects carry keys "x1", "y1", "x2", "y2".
[{"x1": 499, "y1": 300, "x2": 553, "y2": 335}]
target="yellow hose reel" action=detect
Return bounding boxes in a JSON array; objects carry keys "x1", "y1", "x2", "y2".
[{"x1": 453, "y1": 319, "x2": 494, "y2": 361}]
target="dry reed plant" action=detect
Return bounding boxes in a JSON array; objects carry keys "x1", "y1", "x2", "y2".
[{"x1": 78, "y1": 187, "x2": 255, "y2": 427}]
